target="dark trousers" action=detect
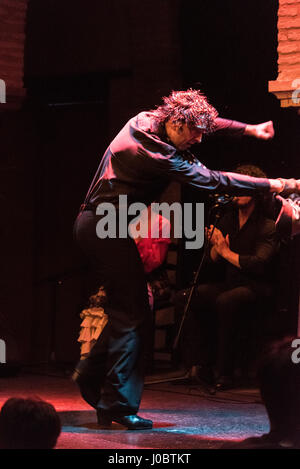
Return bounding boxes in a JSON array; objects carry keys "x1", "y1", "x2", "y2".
[
  {"x1": 73, "y1": 210, "x2": 151, "y2": 416},
  {"x1": 177, "y1": 283, "x2": 257, "y2": 376}
]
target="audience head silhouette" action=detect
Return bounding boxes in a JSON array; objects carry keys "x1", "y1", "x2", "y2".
[{"x1": 0, "y1": 397, "x2": 61, "y2": 449}]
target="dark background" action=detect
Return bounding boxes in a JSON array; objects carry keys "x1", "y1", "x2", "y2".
[{"x1": 0, "y1": 0, "x2": 299, "y2": 365}]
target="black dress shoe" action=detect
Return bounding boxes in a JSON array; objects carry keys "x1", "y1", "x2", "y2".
[{"x1": 97, "y1": 411, "x2": 153, "y2": 430}]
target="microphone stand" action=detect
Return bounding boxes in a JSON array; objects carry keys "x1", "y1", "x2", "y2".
[
  {"x1": 145, "y1": 202, "x2": 227, "y2": 387},
  {"x1": 173, "y1": 207, "x2": 222, "y2": 351}
]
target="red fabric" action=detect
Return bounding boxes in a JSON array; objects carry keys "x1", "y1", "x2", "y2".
[{"x1": 134, "y1": 212, "x2": 171, "y2": 273}]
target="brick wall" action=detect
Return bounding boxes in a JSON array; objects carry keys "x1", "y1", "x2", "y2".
[
  {"x1": 0, "y1": 0, "x2": 28, "y2": 101},
  {"x1": 269, "y1": 0, "x2": 300, "y2": 107},
  {"x1": 278, "y1": 0, "x2": 300, "y2": 80}
]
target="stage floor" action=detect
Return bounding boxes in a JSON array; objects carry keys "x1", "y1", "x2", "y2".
[{"x1": 0, "y1": 368, "x2": 269, "y2": 450}]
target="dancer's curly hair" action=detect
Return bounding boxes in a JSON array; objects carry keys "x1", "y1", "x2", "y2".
[{"x1": 152, "y1": 89, "x2": 218, "y2": 133}]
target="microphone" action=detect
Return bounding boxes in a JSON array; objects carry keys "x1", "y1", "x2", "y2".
[{"x1": 210, "y1": 193, "x2": 234, "y2": 209}]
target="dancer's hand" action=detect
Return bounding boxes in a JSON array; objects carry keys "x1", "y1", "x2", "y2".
[
  {"x1": 206, "y1": 225, "x2": 229, "y2": 254},
  {"x1": 245, "y1": 121, "x2": 274, "y2": 140},
  {"x1": 277, "y1": 178, "x2": 300, "y2": 197}
]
